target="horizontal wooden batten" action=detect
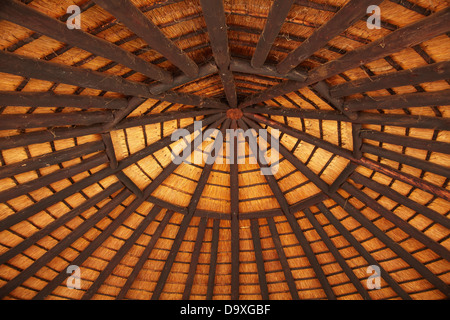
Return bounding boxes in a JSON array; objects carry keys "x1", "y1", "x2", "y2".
[
  {"x1": 360, "y1": 130, "x2": 450, "y2": 155},
  {"x1": 361, "y1": 144, "x2": 450, "y2": 178},
  {"x1": 0, "y1": 0, "x2": 173, "y2": 83},
  {"x1": 0, "y1": 111, "x2": 113, "y2": 130},
  {"x1": 344, "y1": 89, "x2": 450, "y2": 111},
  {"x1": 0, "y1": 91, "x2": 128, "y2": 109},
  {"x1": 0, "y1": 140, "x2": 105, "y2": 179},
  {"x1": 330, "y1": 61, "x2": 450, "y2": 98}
]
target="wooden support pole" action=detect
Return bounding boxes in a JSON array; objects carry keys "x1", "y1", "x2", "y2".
[
  {"x1": 277, "y1": 0, "x2": 382, "y2": 74},
  {"x1": 330, "y1": 61, "x2": 450, "y2": 98},
  {"x1": 311, "y1": 81, "x2": 357, "y2": 119},
  {"x1": 250, "y1": 219, "x2": 269, "y2": 300},
  {"x1": 344, "y1": 89, "x2": 450, "y2": 112},
  {"x1": 328, "y1": 162, "x2": 358, "y2": 194},
  {"x1": 116, "y1": 171, "x2": 144, "y2": 198},
  {"x1": 93, "y1": 0, "x2": 198, "y2": 77},
  {"x1": 230, "y1": 58, "x2": 307, "y2": 82},
  {"x1": 101, "y1": 133, "x2": 118, "y2": 169},
  {"x1": 200, "y1": 0, "x2": 238, "y2": 107},
  {"x1": 0, "y1": 0, "x2": 173, "y2": 83},
  {"x1": 251, "y1": 0, "x2": 295, "y2": 68},
  {"x1": 206, "y1": 219, "x2": 220, "y2": 300},
  {"x1": 352, "y1": 123, "x2": 363, "y2": 159}
]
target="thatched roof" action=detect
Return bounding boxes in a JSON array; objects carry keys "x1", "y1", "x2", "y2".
[{"x1": 0, "y1": 0, "x2": 449, "y2": 300}]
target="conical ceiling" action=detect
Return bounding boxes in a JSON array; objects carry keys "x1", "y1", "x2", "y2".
[{"x1": 0, "y1": 0, "x2": 449, "y2": 300}]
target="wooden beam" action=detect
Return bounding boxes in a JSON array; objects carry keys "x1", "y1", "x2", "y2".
[
  {"x1": 330, "y1": 61, "x2": 450, "y2": 98},
  {"x1": 240, "y1": 8, "x2": 450, "y2": 107},
  {"x1": 344, "y1": 89, "x2": 450, "y2": 112},
  {"x1": 0, "y1": 153, "x2": 108, "y2": 204},
  {"x1": 293, "y1": 0, "x2": 339, "y2": 12},
  {"x1": 342, "y1": 181, "x2": 450, "y2": 262},
  {"x1": 329, "y1": 191, "x2": 450, "y2": 297},
  {"x1": 0, "y1": 111, "x2": 113, "y2": 130},
  {"x1": 0, "y1": 91, "x2": 128, "y2": 109},
  {"x1": 245, "y1": 113, "x2": 450, "y2": 201},
  {"x1": 311, "y1": 81, "x2": 357, "y2": 119},
  {"x1": 0, "y1": 0, "x2": 173, "y2": 83},
  {"x1": 266, "y1": 217, "x2": 300, "y2": 300},
  {"x1": 243, "y1": 105, "x2": 450, "y2": 130},
  {"x1": 0, "y1": 51, "x2": 223, "y2": 109},
  {"x1": 0, "y1": 124, "x2": 105, "y2": 150},
  {"x1": 0, "y1": 182, "x2": 123, "y2": 266},
  {"x1": 115, "y1": 171, "x2": 144, "y2": 198},
  {"x1": 104, "y1": 97, "x2": 146, "y2": 131},
  {"x1": 81, "y1": 206, "x2": 162, "y2": 300},
  {"x1": 116, "y1": 210, "x2": 174, "y2": 300},
  {"x1": 361, "y1": 144, "x2": 450, "y2": 178},
  {"x1": 316, "y1": 202, "x2": 411, "y2": 299},
  {"x1": 230, "y1": 58, "x2": 307, "y2": 82},
  {"x1": 350, "y1": 172, "x2": 450, "y2": 230},
  {"x1": 206, "y1": 219, "x2": 220, "y2": 300},
  {"x1": 277, "y1": 0, "x2": 382, "y2": 74},
  {"x1": 200, "y1": 0, "x2": 238, "y2": 107},
  {"x1": 250, "y1": 219, "x2": 269, "y2": 300},
  {"x1": 150, "y1": 61, "x2": 218, "y2": 95},
  {"x1": 0, "y1": 140, "x2": 105, "y2": 179},
  {"x1": 251, "y1": 0, "x2": 295, "y2": 68},
  {"x1": 328, "y1": 162, "x2": 358, "y2": 194},
  {"x1": 182, "y1": 216, "x2": 208, "y2": 299},
  {"x1": 101, "y1": 133, "x2": 118, "y2": 169},
  {"x1": 302, "y1": 207, "x2": 371, "y2": 300},
  {"x1": 360, "y1": 130, "x2": 450, "y2": 155},
  {"x1": 352, "y1": 123, "x2": 363, "y2": 159},
  {"x1": 93, "y1": 0, "x2": 198, "y2": 77},
  {"x1": 2, "y1": 188, "x2": 133, "y2": 300}
]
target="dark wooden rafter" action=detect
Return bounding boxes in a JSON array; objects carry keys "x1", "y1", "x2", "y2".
[
  {"x1": 81, "y1": 205, "x2": 163, "y2": 300},
  {"x1": 115, "y1": 171, "x2": 144, "y2": 198},
  {"x1": 104, "y1": 97, "x2": 147, "y2": 131},
  {"x1": 316, "y1": 202, "x2": 411, "y2": 300},
  {"x1": 206, "y1": 219, "x2": 220, "y2": 300},
  {"x1": 116, "y1": 210, "x2": 174, "y2": 300},
  {"x1": 302, "y1": 207, "x2": 371, "y2": 300},
  {"x1": 0, "y1": 140, "x2": 105, "y2": 179},
  {"x1": 230, "y1": 58, "x2": 307, "y2": 82},
  {"x1": 243, "y1": 105, "x2": 450, "y2": 130},
  {"x1": 240, "y1": 8, "x2": 450, "y2": 107},
  {"x1": 360, "y1": 130, "x2": 450, "y2": 155},
  {"x1": 250, "y1": 219, "x2": 269, "y2": 300},
  {"x1": 0, "y1": 153, "x2": 107, "y2": 204},
  {"x1": 244, "y1": 113, "x2": 450, "y2": 201},
  {"x1": 0, "y1": 91, "x2": 128, "y2": 109},
  {"x1": 328, "y1": 162, "x2": 358, "y2": 194},
  {"x1": 0, "y1": 187, "x2": 133, "y2": 300},
  {"x1": 277, "y1": 0, "x2": 383, "y2": 74},
  {"x1": 266, "y1": 217, "x2": 300, "y2": 300},
  {"x1": 0, "y1": 0, "x2": 173, "y2": 83},
  {"x1": 342, "y1": 181, "x2": 450, "y2": 261},
  {"x1": 182, "y1": 216, "x2": 208, "y2": 299},
  {"x1": 200, "y1": 0, "x2": 238, "y2": 107},
  {"x1": 0, "y1": 50, "x2": 226, "y2": 109},
  {"x1": 344, "y1": 89, "x2": 450, "y2": 112},
  {"x1": 352, "y1": 123, "x2": 363, "y2": 160},
  {"x1": 361, "y1": 144, "x2": 450, "y2": 178},
  {"x1": 93, "y1": 0, "x2": 198, "y2": 77},
  {"x1": 330, "y1": 191, "x2": 450, "y2": 298},
  {"x1": 239, "y1": 118, "x2": 336, "y2": 299},
  {"x1": 330, "y1": 60, "x2": 450, "y2": 98},
  {"x1": 251, "y1": 0, "x2": 295, "y2": 68},
  {"x1": 350, "y1": 171, "x2": 450, "y2": 230},
  {"x1": 0, "y1": 182, "x2": 123, "y2": 266},
  {"x1": 151, "y1": 119, "x2": 229, "y2": 300},
  {"x1": 0, "y1": 111, "x2": 113, "y2": 130},
  {"x1": 310, "y1": 81, "x2": 357, "y2": 119},
  {"x1": 101, "y1": 133, "x2": 118, "y2": 169}
]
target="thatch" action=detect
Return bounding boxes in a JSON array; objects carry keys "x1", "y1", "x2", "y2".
[{"x1": 0, "y1": 0, "x2": 449, "y2": 300}]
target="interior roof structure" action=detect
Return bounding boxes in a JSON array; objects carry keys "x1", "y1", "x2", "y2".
[{"x1": 0, "y1": 0, "x2": 449, "y2": 300}]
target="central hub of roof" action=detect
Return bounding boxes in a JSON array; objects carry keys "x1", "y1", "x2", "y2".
[{"x1": 226, "y1": 108, "x2": 243, "y2": 120}]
